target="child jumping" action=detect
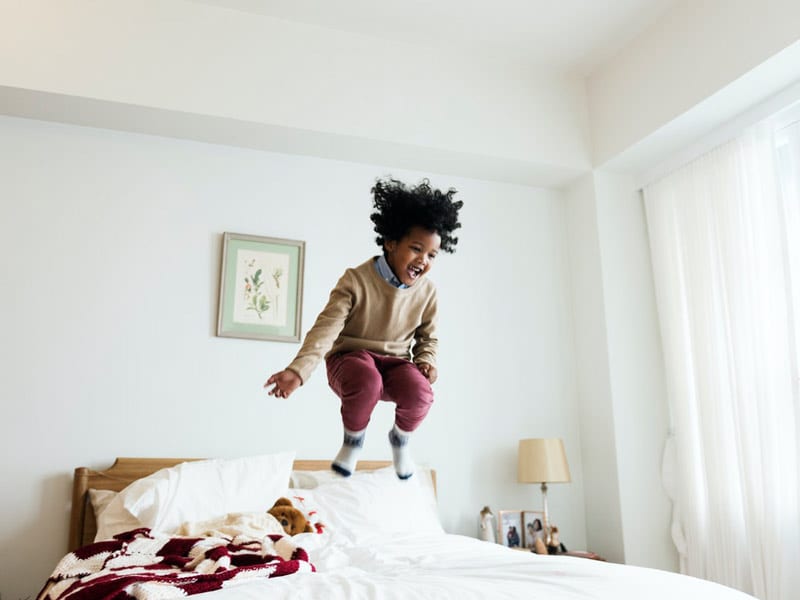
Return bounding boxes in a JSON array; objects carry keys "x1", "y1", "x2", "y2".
[{"x1": 264, "y1": 177, "x2": 462, "y2": 479}]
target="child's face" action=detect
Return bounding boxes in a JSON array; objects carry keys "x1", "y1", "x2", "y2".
[{"x1": 384, "y1": 226, "x2": 441, "y2": 286}]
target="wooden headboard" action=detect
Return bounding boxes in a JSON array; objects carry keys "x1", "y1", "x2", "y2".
[{"x1": 69, "y1": 458, "x2": 433, "y2": 551}]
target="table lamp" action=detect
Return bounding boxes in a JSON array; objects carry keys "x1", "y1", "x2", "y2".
[{"x1": 517, "y1": 438, "x2": 571, "y2": 545}]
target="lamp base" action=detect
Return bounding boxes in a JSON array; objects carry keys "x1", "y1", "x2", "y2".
[{"x1": 541, "y1": 481, "x2": 551, "y2": 546}]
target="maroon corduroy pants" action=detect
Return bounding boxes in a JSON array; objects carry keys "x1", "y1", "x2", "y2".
[{"x1": 326, "y1": 350, "x2": 433, "y2": 432}]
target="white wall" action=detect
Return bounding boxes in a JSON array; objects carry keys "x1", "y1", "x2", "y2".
[
  {"x1": 562, "y1": 175, "x2": 625, "y2": 564},
  {"x1": 0, "y1": 114, "x2": 584, "y2": 599},
  {"x1": 588, "y1": 0, "x2": 800, "y2": 166},
  {"x1": 562, "y1": 173, "x2": 675, "y2": 570},
  {"x1": 592, "y1": 172, "x2": 675, "y2": 571},
  {"x1": 0, "y1": 0, "x2": 591, "y2": 187}
]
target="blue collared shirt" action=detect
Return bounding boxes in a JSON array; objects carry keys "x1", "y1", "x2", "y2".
[{"x1": 374, "y1": 255, "x2": 408, "y2": 289}]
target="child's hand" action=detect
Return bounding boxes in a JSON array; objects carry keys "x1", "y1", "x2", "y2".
[
  {"x1": 417, "y1": 363, "x2": 438, "y2": 384},
  {"x1": 264, "y1": 369, "x2": 302, "y2": 399}
]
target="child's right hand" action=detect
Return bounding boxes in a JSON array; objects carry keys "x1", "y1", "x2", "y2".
[{"x1": 264, "y1": 369, "x2": 302, "y2": 399}]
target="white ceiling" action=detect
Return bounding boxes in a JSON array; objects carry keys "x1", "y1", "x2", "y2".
[{"x1": 189, "y1": 0, "x2": 678, "y2": 74}]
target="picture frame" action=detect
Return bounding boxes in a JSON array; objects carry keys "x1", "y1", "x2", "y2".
[
  {"x1": 216, "y1": 232, "x2": 305, "y2": 342},
  {"x1": 522, "y1": 510, "x2": 546, "y2": 550},
  {"x1": 497, "y1": 510, "x2": 524, "y2": 548}
]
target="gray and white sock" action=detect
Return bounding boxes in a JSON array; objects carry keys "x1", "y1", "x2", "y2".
[
  {"x1": 388, "y1": 424, "x2": 414, "y2": 479},
  {"x1": 332, "y1": 427, "x2": 366, "y2": 477}
]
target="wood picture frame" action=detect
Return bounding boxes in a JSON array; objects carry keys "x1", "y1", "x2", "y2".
[
  {"x1": 216, "y1": 232, "x2": 305, "y2": 342},
  {"x1": 498, "y1": 510, "x2": 523, "y2": 548},
  {"x1": 522, "y1": 510, "x2": 546, "y2": 549}
]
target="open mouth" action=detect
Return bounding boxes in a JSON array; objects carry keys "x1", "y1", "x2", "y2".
[{"x1": 407, "y1": 265, "x2": 423, "y2": 280}]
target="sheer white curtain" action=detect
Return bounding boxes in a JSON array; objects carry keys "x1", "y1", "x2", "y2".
[{"x1": 643, "y1": 123, "x2": 800, "y2": 600}]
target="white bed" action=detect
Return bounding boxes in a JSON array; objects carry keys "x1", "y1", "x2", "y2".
[
  {"x1": 40, "y1": 454, "x2": 755, "y2": 600},
  {"x1": 196, "y1": 532, "x2": 758, "y2": 600}
]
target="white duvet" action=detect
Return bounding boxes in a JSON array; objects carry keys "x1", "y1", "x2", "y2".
[
  {"x1": 193, "y1": 530, "x2": 755, "y2": 600},
  {"x1": 80, "y1": 461, "x2": 755, "y2": 600}
]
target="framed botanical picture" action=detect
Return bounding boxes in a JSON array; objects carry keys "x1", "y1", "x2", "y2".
[
  {"x1": 216, "y1": 232, "x2": 305, "y2": 342},
  {"x1": 522, "y1": 510, "x2": 546, "y2": 549},
  {"x1": 498, "y1": 510, "x2": 523, "y2": 548}
]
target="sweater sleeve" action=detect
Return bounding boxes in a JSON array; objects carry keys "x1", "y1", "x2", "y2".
[
  {"x1": 286, "y1": 271, "x2": 354, "y2": 383},
  {"x1": 411, "y1": 287, "x2": 438, "y2": 366}
]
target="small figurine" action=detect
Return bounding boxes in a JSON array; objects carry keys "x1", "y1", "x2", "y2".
[
  {"x1": 547, "y1": 525, "x2": 568, "y2": 554},
  {"x1": 479, "y1": 506, "x2": 496, "y2": 543}
]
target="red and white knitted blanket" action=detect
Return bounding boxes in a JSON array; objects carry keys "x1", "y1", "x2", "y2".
[{"x1": 37, "y1": 528, "x2": 314, "y2": 600}]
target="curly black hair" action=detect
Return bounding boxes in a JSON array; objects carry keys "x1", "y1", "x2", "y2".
[{"x1": 370, "y1": 178, "x2": 463, "y2": 253}]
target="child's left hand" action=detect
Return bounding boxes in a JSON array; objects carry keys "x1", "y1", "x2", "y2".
[{"x1": 417, "y1": 363, "x2": 438, "y2": 384}]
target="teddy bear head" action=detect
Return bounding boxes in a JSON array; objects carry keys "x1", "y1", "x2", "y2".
[{"x1": 268, "y1": 497, "x2": 313, "y2": 536}]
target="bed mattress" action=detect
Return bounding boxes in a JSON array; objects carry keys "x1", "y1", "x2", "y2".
[{"x1": 195, "y1": 531, "x2": 753, "y2": 600}]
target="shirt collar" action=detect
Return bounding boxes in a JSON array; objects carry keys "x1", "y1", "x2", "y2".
[{"x1": 374, "y1": 255, "x2": 408, "y2": 289}]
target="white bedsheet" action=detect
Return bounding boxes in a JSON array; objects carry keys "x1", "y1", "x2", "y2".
[{"x1": 193, "y1": 531, "x2": 755, "y2": 600}]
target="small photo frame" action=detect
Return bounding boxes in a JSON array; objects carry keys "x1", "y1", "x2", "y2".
[
  {"x1": 498, "y1": 510, "x2": 523, "y2": 548},
  {"x1": 522, "y1": 510, "x2": 546, "y2": 549},
  {"x1": 217, "y1": 232, "x2": 305, "y2": 342}
]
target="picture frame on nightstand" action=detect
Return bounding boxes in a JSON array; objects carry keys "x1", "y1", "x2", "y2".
[
  {"x1": 522, "y1": 510, "x2": 546, "y2": 550},
  {"x1": 498, "y1": 510, "x2": 523, "y2": 548}
]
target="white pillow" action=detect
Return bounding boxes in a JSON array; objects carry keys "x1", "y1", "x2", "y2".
[
  {"x1": 311, "y1": 466, "x2": 442, "y2": 543},
  {"x1": 88, "y1": 488, "x2": 117, "y2": 514},
  {"x1": 90, "y1": 489, "x2": 142, "y2": 542},
  {"x1": 289, "y1": 470, "x2": 342, "y2": 489},
  {"x1": 97, "y1": 452, "x2": 295, "y2": 538}
]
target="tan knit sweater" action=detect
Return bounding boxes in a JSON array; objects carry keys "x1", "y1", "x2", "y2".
[{"x1": 287, "y1": 258, "x2": 438, "y2": 383}]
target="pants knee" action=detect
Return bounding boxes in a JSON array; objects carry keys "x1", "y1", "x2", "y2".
[
  {"x1": 394, "y1": 390, "x2": 434, "y2": 432},
  {"x1": 328, "y1": 353, "x2": 380, "y2": 397}
]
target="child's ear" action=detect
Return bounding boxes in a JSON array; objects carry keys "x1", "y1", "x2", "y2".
[{"x1": 384, "y1": 240, "x2": 397, "y2": 253}]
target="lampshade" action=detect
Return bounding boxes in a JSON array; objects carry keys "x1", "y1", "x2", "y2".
[{"x1": 517, "y1": 438, "x2": 571, "y2": 484}]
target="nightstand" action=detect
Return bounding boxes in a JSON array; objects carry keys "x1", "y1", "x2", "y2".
[
  {"x1": 558, "y1": 550, "x2": 606, "y2": 561},
  {"x1": 509, "y1": 547, "x2": 606, "y2": 561}
]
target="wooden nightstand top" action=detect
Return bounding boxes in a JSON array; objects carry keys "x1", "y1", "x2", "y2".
[{"x1": 509, "y1": 547, "x2": 606, "y2": 561}]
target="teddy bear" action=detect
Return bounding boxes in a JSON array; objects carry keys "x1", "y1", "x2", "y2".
[{"x1": 268, "y1": 497, "x2": 314, "y2": 536}]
